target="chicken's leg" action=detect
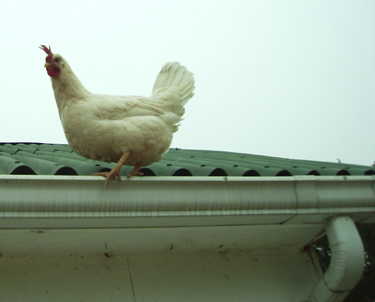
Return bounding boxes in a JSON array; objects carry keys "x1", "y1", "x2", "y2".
[{"x1": 94, "y1": 151, "x2": 132, "y2": 188}]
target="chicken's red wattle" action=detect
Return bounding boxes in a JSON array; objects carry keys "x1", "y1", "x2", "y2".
[{"x1": 46, "y1": 66, "x2": 60, "y2": 78}]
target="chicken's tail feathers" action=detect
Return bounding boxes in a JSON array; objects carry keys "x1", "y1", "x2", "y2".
[{"x1": 152, "y1": 62, "x2": 195, "y2": 106}]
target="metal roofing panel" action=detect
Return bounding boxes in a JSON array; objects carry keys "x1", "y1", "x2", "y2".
[{"x1": 0, "y1": 143, "x2": 374, "y2": 177}]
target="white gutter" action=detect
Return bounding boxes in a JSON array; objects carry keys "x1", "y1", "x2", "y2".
[
  {"x1": 308, "y1": 216, "x2": 365, "y2": 302},
  {"x1": 0, "y1": 175, "x2": 374, "y2": 228}
]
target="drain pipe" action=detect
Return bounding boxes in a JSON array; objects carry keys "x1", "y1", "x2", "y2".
[{"x1": 308, "y1": 216, "x2": 365, "y2": 302}]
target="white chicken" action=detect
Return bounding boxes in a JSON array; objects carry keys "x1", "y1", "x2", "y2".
[{"x1": 40, "y1": 45, "x2": 195, "y2": 188}]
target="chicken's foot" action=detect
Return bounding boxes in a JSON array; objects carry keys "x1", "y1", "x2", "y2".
[
  {"x1": 93, "y1": 151, "x2": 131, "y2": 188},
  {"x1": 127, "y1": 162, "x2": 144, "y2": 178}
]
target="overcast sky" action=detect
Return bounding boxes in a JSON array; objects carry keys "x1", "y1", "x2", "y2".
[{"x1": 0, "y1": 1, "x2": 374, "y2": 166}]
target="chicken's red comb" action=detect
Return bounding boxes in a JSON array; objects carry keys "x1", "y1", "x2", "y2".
[{"x1": 39, "y1": 45, "x2": 53, "y2": 62}]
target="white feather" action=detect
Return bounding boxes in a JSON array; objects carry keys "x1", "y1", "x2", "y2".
[{"x1": 47, "y1": 55, "x2": 195, "y2": 166}]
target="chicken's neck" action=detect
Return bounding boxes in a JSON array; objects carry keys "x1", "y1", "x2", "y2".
[{"x1": 51, "y1": 65, "x2": 90, "y2": 114}]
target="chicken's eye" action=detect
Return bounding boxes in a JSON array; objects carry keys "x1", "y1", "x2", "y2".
[{"x1": 54, "y1": 58, "x2": 61, "y2": 63}]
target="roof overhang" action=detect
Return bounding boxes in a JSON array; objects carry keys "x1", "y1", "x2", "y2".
[{"x1": 0, "y1": 175, "x2": 374, "y2": 229}]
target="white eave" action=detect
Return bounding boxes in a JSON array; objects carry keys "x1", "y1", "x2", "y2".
[{"x1": 0, "y1": 175, "x2": 374, "y2": 228}]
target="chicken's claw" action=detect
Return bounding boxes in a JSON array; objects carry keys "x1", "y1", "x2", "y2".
[
  {"x1": 93, "y1": 171, "x2": 121, "y2": 188},
  {"x1": 127, "y1": 162, "x2": 143, "y2": 178},
  {"x1": 127, "y1": 171, "x2": 144, "y2": 178},
  {"x1": 93, "y1": 152, "x2": 143, "y2": 188}
]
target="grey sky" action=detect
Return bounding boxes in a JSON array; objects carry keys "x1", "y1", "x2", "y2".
[{"x1": 0, "y1": 1, "x2": 374, "y2": 165}]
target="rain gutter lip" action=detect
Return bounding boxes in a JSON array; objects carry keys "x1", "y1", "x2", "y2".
[
  {"x1": 0, "y1": 175, "x2": 373, "y2": 229},
  {"x1": 0, "y1": 174, "x2": 374, "y2": 182}
]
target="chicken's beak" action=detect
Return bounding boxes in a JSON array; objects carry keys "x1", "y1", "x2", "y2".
[{"x1": 44, "y1": 62, "x2": 52, "y2": 68}]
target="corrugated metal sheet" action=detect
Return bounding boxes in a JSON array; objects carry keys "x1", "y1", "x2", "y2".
[{"x1": 0, "y1": 143, "x2": 374, "y2": 177}]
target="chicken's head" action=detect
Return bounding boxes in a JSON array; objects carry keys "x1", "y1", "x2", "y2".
[{"x1": 40, "y1": 45, "x2": 63, "y2": 78}]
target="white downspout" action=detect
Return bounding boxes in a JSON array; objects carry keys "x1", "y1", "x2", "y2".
[{"x1": 308, "y1": 216, "x2": 365, "y2": 302}]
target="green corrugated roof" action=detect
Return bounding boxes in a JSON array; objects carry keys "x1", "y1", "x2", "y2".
[{"x1": 0, "y1": 143, "x2": 374, "y2": 177}]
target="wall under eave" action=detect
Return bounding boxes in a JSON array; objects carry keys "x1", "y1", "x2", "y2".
[
  {"x1": 0, "y1": 250, "x2": 319, "y2": 301},
  {"x1": 0, "y1": 225, "x2": 323, "y2": 302}
]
